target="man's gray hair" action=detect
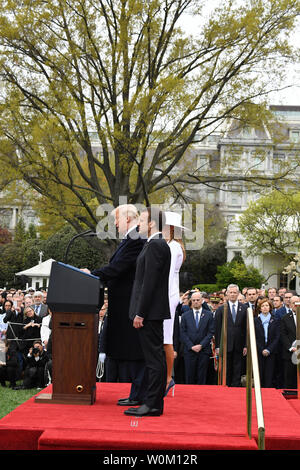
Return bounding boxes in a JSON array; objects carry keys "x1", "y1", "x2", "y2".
[
  {"x1": 226, "y1": 284, "x2": 240, "y2": 292},
  {"x1": 33, "y1": 291, "x2": 43, "y2": 297},
  {"x1": 111, "y1": 204, "x2": 138, "y2": 220}
]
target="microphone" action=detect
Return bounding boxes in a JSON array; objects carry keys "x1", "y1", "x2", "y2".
[
  {"x1": 84, "y1": 231, "x2": 116, "y2": 239},
  {"x1": 64, "y1": 229, "x2": 96, "y2": 264}
]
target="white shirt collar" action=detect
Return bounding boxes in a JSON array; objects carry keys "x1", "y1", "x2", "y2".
[
  {"x1": 193, "y1": 307, "x2": 202, "y2": 315},
  {"x1": 147, "y1": 231, "x2": 162, "y2": 242},
  {"x1": 123, "y1": 224, "x2": 138, "y2": 239}
]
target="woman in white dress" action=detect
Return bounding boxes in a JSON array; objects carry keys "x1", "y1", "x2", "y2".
[{"x1": 162, "y1": 212, "x2": 186, "y2": 396}]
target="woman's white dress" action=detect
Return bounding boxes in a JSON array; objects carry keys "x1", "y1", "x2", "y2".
[{"x1": 163, "y1": 240, "x2": 183, "y2": 344}]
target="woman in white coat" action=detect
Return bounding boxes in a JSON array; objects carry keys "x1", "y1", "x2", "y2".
[{"x1": 162, "y1": 211, "x2": 186, "y2": 396}]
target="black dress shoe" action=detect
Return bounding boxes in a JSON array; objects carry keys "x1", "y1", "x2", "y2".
[
  {"x1": 117, "y1": 397, "x2": 142, "y2": 406},
  {"x1": 124, "y1": 404, "x2": 162, "y2": 417}
]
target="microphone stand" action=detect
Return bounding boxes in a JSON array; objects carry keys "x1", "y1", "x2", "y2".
[{"x1": 64, "y1": 229, "x2": 96, "y2": 264}]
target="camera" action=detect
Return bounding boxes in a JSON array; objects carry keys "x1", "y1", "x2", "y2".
[{"x1": 32, "y1": 347, "x2": 40, "y2": 355}]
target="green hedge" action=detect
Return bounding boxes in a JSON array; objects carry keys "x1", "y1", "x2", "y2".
[{"x1": 192, "y1": 283, "x2": 219, "y2": 293}]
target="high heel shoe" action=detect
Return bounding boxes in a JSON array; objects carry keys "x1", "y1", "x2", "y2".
[{"x1": 164, "y1": 378, "x2": 175, "y2": 397}]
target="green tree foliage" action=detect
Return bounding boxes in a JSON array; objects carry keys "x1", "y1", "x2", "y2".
[
  {"x1": 215, "y1": 255, "x2": 265, "y2": 290},
  {"x1": 284, "y1": 251, "x2": 300, "y2": 280},
  {"x1": 14, "y1": 218, "x2": 28, "y2": 243},
  {"x1": 0, "y1": 0, "x2": 299, "y2": 230},
  {"x1": 237, "y1": 190, "x2": 300, "y2": 258},
  {"x1": 38, "y1": 225, "x2": 113, "y2": 270},
  {"x1": 0, "y1": 242, "x2": 25, "y2": 288},
  {"x1": 13, "y1": 218, "x2": 38, "y2": 243},
  {"x1": 0, "y1": 225, "x2": 113, "y2": 287},
  {"x1": 180, "y1": 240, "x2": 227, "y2": 288}
]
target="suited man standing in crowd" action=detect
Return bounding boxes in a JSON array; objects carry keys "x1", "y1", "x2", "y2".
[
  {"x1": 280, "y1": 295, "x2": 299, "y2": 389},
  {"x1": 124, "y1": 207, "x2": 171, "y2": 417},
  {"x1": 180, "y1": 291, "x2": 214, "y2": 385},
  {"x1": 273, "y1": 294, "x2": 288, "y2": 388},
  {"x1": 83, "y1": 204, "x2": 146, "y2": 406},
  {"x1": 215, "y1": 284, "x2": 247, "y2": 387},
  {"x1": 245, "y1": 287, "x2": 258, "y2": 312},
  {"x1": 272, "y1": 295, "x2": 287, "y2": 320},
  {"x1": 33, "y1": 291, "x2": 48, "y2": 318},
  {"x1": 283, "y1": 291, "x2": 294, "y2": 314}
]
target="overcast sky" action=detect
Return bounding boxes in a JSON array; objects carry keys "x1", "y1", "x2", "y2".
[{"x1": 180, "y1": 1, "x2": 300, "y2": 108}]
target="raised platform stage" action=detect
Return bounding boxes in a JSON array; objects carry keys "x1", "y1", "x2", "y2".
[{"x1": 1, "y1": 383, "x2": 300, "y2": 451}]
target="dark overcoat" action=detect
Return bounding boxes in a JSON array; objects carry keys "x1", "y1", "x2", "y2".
[{"x1": 92, "y1": 231, "x2": 145, "y2": 361}]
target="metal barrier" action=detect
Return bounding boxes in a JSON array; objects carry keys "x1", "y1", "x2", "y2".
[
  {"x1": 246, "y1": 307, "x2": 265, "y2": 450},
  {"x1": 217, "y1": 304, "x2": 265, "y2": 449}
]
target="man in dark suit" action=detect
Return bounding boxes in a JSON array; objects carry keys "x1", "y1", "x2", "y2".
[
  {"x1": 280, "y1": 295, "x2": 299, "y2": 389},
  {"x1": 245, "y1": 287, "x2": 258, "y2": 312},
  {"x1": 283, "y1": 291, "x2": 294, "y2": 315},
  {"x1": 215, "y1": 284, "x2": 247, "y2": 387},
  {"x1": 124, "y1": 207, "x2": 171, "y2": 417},
  {"x1": 180, "y1": 291, "x2": 214, "y2": 384},
  {"x1": 85, "y1": 204, "x2": 146, "y2": 405},
  {"x1": 33, "y1": 291, "x2": 48, "y2": 318},
  {"x1": 272, "y1": 295, "x2": 287, "y2": 320},
  {"x1": 273, "y1": 294, "x2": 288, "y2": 388}
]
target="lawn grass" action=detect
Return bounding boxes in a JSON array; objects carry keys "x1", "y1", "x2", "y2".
[{"x1": 0, "y1": 381, "x2": 37, "y2": 419}]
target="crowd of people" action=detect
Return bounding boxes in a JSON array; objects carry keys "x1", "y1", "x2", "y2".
[
  {"x1": 0, "y1": 206, "x2": 299, "y2": 415},
  {"x1": 0, "y1": 281, "x2": 299, "y2": 396},
  {"x1": 1, "y1": 205, "x2": 299, "y2": 423},
  {"x1": 0, "y1": 288, "x2": 52, "y2": 390},
  {"x1": 98, "y1": 283, "x2": 299, "y2": 391}
]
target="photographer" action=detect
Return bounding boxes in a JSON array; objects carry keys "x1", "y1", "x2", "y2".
[
  {"x1": 0, "y1": 300, "x2": 13, "y2": 340},
  {"x1": 3, "y1": 299, "x2": 24, "y2": 339},
  {"x1": 0, "y1": 340, "x2": 19, "y2": 388},
  {"x1": 15, "y1": 340, "x2": 49, "y2": 390}
]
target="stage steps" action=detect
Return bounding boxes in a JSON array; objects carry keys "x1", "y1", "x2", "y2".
[
  {"x1": 2, "y1": 383, "x2": 300, "y2": 450},
  {"x1": 38, "y1": 428, "x2": 258, "y2": 450}
]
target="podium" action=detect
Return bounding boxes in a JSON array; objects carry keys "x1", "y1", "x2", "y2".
[{"x1": 35, "y1": 262, "x2": 104, "y2": 405}]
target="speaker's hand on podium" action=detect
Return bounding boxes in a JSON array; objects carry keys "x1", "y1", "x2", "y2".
[{"x1": 80, "y1": 268, "x2": 91, "y2": 274}]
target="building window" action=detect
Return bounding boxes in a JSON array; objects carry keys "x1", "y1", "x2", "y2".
[
  {"x1": 233, "y1": 251, "x2": 242, "y2": 258},
  {"x1": 0, "y1": 209, "x2": 13, "y2": 228},
  {"x1": 230, "y1": 192, "x2": 240, "y2": 205},
  {"x1": 290, "y1": 130, "x2": 300, "y2": 143},
  {"x1": 206, "y1": 191, "x2": 216, "y2": 203},
  {"x1": 196, "y1": 154, "x2": 210, "y2": 171},
  {"x1": 242, "y1": 126, "x2": 253, "y2": 138},
  {"x1": 273, "y1": 153, "x2": 285, "y2": 172},
  {"x1": 279, "y1": 273, "x2": 288, "y2": 288},
  {"x1": 251, "y1": 155, "x2": 265, "y2": 170},
  {"x1": 227, "y1": 184, "x2": 242, "y2": 206}
]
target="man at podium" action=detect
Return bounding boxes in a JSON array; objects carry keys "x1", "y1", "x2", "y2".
[{"x1": 84, "y1": 204, "x2": 146, "y2": 406}]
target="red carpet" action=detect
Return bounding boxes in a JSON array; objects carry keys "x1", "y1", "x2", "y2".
[{"x1": 1, "y1": 383, "x2": 300, "y2": 450}]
